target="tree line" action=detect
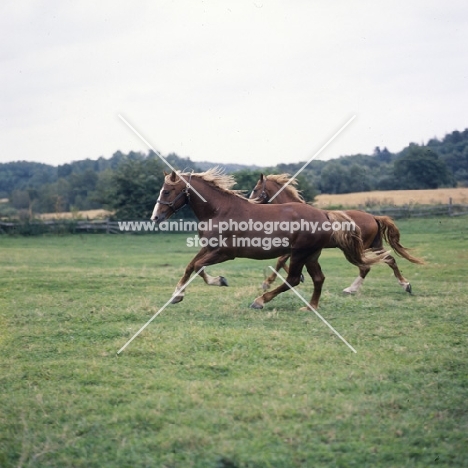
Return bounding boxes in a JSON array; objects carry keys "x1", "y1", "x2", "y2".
[{"x1": 0, "y1": 129, "x2": 466, "y2": 220}]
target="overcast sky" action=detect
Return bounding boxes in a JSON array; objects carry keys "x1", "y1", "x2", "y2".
[{"x1": 1, "y1": 1, "x2": 467, "y2": 169}]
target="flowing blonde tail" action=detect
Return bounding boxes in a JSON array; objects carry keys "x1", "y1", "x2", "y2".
[
  {"x1": 327, "y1": 211, "x2": 388, "y2": 267},
  {"x1": 374, "y1": 216, "x2": 425, "y2": 264}
]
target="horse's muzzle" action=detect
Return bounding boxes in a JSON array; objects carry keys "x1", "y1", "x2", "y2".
[{"x1": 151, "y1": 214, "x2": 165, "y2": 223}]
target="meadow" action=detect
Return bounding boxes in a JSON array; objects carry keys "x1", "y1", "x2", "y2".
[{"x1": 0, "y1": 217, "x2": 467, "y2": 467}]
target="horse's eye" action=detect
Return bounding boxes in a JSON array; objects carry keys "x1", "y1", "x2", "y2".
[{"x1": 163, "y1": 190, "x2": 170, "y2": 195}]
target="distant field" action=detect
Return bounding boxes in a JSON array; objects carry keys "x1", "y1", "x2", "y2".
[
  {"x1": 315, "y1": 187, "x2": 468, "y2": 208},
  {"x1": 0, "y1": 217, "x2": 467, "y2": 467},
  {"x1": 38, "y1": 209, "x2": 113, "y2": 220}
]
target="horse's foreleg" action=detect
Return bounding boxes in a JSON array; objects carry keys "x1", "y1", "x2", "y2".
[
  {"x1": 343, "y1": 266, "x2": 370, "y2": 294},
  {"x1": 172, "y1": 248, "x2": 233, "y2": 304},
  {"x1": 262, "y1": 255, "x2": 290, "y2": 290},
  {"x1": 200, "y1": 270, "x2": 228, "y2": 287},
  {"x1": 171, "y1": 248, "x2": 208, "y2": 304},
  {"x1": 251, "y1": 254, "x2": 306, "y2": 309}
]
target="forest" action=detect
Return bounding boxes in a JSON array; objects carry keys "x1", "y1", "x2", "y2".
[{"x1": 0, "y1": 128, "x2": 467, "y2": 220}]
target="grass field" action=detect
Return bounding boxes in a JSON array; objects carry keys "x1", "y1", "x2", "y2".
[{"x1": 1, "y1": 217, "x2": 467, "y2": 467}]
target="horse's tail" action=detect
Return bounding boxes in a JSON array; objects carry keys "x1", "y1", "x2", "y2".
[
  {"x1": 374, "y1": 215, "x2": 425, "y2": 264},
  {"x1": 327, "y1": 211, "x2": 388, "y2": 267}
]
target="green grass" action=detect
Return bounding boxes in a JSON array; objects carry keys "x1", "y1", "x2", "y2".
[{"x1": 0, "y1": 217, "x2": 467, "y2": 467}]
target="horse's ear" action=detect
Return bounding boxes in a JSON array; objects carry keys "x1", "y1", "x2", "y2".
[
  {"x1": 170, "y1": 170, "x2": 177, "y2": 182},
  {"x1": 260, "y1": 173, "x2": 264, "y2": 181},
  {"x1": 163, "y1": 170, "x2": 168, "y2": 176}
]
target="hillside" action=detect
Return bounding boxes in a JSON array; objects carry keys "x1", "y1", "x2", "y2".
[{"x1": 0, "y1": 127, "x2": 467, "y2": 218}]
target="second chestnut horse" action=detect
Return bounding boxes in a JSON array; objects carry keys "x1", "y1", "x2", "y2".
[{"x1": 250, "y1": 173, "x2": 423, "y2": 293}]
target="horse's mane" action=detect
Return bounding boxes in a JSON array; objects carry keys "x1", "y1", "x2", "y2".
[
  {"x1": 166, "y1": 167, "x2": 251, "y2": 201},
  {"x1": 265, "y1": 174, "x2": 304, "y2": 203}
]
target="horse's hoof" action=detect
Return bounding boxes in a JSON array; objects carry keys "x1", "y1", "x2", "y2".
[
  {"x1": 220, "y1": 276, "x2": 228, "y2": 287},
  {"x1": 250, "y1": 301, "x2": 264, "y2": 309},
  {"x1": 262, "y1": 281, "x2": 270, "y2": 291},
  {"x1": 300, "y1": 305, "x2": 314, "y2": 311},
  {"x1": 342, "y1": 288, "x2": 355, "y2": 295},
  {"x1": 171, "y1": 295, "x2": 184, "y2": 304},
  {"x1": 300, "y1": 274, "x2": 304, "y2": 283},
  {"x1": 406, "y1": 283, "x2": 412, "y2": 294}
]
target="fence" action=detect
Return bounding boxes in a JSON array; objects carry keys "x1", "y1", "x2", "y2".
[
  {"x1": 360, "y1": 202, "x2": 468, "y2": 219},
  {"x1": 0, "y1": 219, "x2": 122, "y2": 235},
  {"x1": 1, "y1": 202, "x2": 467, "y2": 235}
]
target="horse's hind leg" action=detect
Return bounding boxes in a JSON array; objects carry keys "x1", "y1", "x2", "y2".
[
  {"x1": 251, "y1": 254, "x2": 306, "y2": 309},
  {"x1": 370, "y1": 233, "x2": 412, "y2": 293},
  {"x1": 343, "y1": 218, "x2": 379, "y2": 294},
  {"x1": 347, "y1": 219, "x2": 411, "y2": 294},
  {"x1": 343, "y1": 252, "x2": 412, "y2": 294},
  {"x1": 262, "y1": 255, "x2": 290, "y2": 290},
  {"x1": 385, "y1": 254, "x2": 412, "y2": 293},
  {"x1": 301, "y1": 256, "x2": 325, "y2": 310}
]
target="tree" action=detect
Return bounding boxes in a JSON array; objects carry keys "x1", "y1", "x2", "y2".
[
  {"x1": 373, "y1": 146, "x2": 392, "y2": 163},
  {"x1": 10, "y1": 190, "x2": 30, "y2": 210},
  {"x1": 393, "y1": 145, "x2": 453, "y2": 189},
  {"x1": 294, "y1": 174, "x2": 317, "y2": 202},
  {"x1": 319, "y1": 162, "x2": 348, "y2": 194},
  {"x1": 231, "y1": 169, "x2": 264, "y2": 196},
  {"x1": 346, "y1": 164, "x2": 372, "y2": 193},
  {"x1": 106, "y1": 158, "x2": 166, "y2": 219},
  {"x1": 68, "y1": 169, "x2": 99, "y2": 209},
  {"x1": 57, "y1": 163, "x2": 73, "y2": 178}
]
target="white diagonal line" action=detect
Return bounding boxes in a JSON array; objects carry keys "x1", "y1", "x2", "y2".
[
  {"x1": 118, "y1": 114, "x2": 207, "y2": 202},
  {"x1": 268, "y1": 115, "x2": 356, "y2": 203},
  {"x1": 269, "y1": 266, "x2": 357, "y2": 353},
  {"x1": 117, "y1": 266, "x2": 206, "y2": 354}
]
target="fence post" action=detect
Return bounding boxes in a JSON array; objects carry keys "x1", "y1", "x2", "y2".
[{"x1": 448, "y1": 197, "x2": 453, "y2": 216}]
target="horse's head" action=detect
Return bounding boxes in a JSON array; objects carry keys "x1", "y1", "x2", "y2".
[
  {"x1": 249, "y1": 173, "x2": 269, "y2": 203},
  {"x1": 250, "y1": 173, "x2": 303, "y2": 205},
  {"x1": 151, "y1": 170, "x2": 190, "y2": 222}
]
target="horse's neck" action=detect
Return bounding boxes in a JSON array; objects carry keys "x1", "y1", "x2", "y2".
[
  {"x1": 269, "y1": 183, "x2": 303, "y2": 204},
  {"x1": 189, "y1": 178, "x2": 239, "y2": 220}
]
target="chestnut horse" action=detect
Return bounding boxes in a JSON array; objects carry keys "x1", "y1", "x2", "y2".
[
  {"x1": 250, "y1": 173, "x2": 424, "y2": 293},
  {"x1": 151, "y1": 169, "x2": 386, "y2": 310}
]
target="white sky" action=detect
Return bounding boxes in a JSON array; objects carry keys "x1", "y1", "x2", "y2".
[{"x1": 1, "y1": 0, "x2": 467, "y2": 168}]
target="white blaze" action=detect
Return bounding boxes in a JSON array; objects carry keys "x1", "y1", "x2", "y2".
[{"x1": 151, "y1": 188, "x2": 164, "y2": 220}]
